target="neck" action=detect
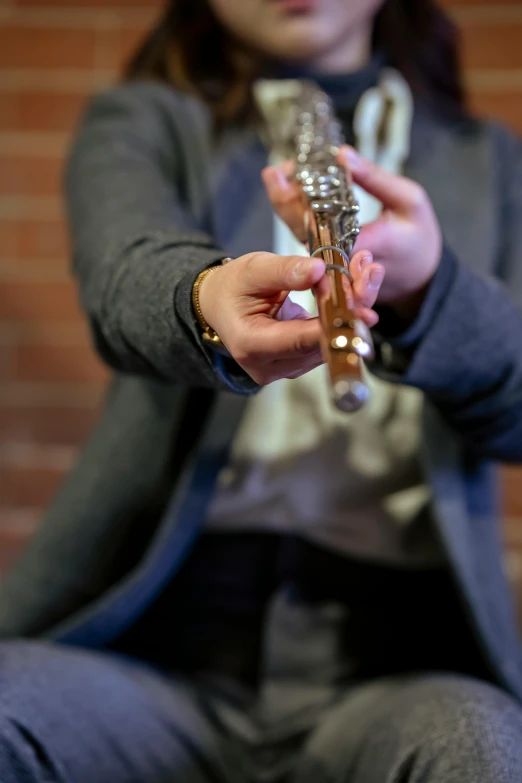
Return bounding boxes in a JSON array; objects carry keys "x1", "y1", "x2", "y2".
[
  {"x1": 236, "y1": 22, "x2": 375, "y2": 85},
  {"x1": 301, "y1": 21, "x2": 373, "y2": 74}
]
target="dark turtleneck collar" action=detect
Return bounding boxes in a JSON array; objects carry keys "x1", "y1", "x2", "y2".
[{"x1": 270, "y1": 52, "x2": 386, "y2": 114}]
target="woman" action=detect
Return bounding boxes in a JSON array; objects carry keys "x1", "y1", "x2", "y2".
[{"x1": 0, "y1": 0, "x2": 522, "y2": 780}]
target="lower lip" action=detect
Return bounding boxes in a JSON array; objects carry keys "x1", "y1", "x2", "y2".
[{"x1": 269, "y1": 0, "x2": 316, "y2": 12}]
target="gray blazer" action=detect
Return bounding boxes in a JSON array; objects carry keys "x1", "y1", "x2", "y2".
[{"x1": 1, "y1": 81, "x2": 522, "y2": 698}]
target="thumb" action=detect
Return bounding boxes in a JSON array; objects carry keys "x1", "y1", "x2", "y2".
[
  {"x1": 356, "y1": 219, "x2": 392, "y2": 259},
  {"x1": 276, "y1": 296, "x2": 314, "y2": 322},
  {"x1": 246, "y1": 253, "x2": 325, "y2": 295}
]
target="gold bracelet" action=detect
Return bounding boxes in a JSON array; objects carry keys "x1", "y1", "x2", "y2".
[{"x1": 192, "y1": 265, "x2": 228, "y2": 353}]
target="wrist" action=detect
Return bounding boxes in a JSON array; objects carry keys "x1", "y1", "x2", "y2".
[
  {"x1": 193, "y1": 266, "x2": 219, "y2": 328},
  {"x1": 192, "y1": 262, "x2": 230, "y2": 354}
]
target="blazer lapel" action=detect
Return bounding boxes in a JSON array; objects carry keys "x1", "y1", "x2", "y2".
[
  {"x1": 210, "y1": 127, "x2": 274, "y2": 258},
  {"x1": 406, "y1": 108, "x2": 497, "y2": 275}
]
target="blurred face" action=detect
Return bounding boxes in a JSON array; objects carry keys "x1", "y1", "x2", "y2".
[{"x1": 207, "y1": 0, "x2": 385, "y2": 72}]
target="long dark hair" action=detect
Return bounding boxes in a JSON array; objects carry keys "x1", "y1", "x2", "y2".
[{"x1": 126, "y1": 0, "x2": 466, "y2": 125}]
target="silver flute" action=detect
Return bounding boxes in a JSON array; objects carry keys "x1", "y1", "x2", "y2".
[
  {"x1": 257, "y1": 80, "x2": 374, "y2": 412},
  {"x1": 292, "y1": 82, "x2": 374, "y2": 412}
]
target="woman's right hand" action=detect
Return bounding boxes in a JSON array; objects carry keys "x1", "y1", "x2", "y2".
[{"x1": 197, "y1": 250, "x2": 384, "y2": 386}]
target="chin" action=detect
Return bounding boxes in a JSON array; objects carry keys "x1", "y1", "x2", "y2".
[{"x1": 258, "y1": 23, "x2": 337, "y2": 64}]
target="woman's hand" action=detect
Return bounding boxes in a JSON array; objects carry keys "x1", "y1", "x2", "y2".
[
  {"x1": 263, "y1": 146, "x2": 443, "y2": 322},
  {"x1": 198, "y1": 249, "x2": 384, "y2": 386}
]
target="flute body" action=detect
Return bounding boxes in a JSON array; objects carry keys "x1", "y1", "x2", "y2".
[
  {"x1": 292, "y1": 82, "x2": 374, "y2": 413},
  {"x1": 254, "y1": 78, "x2": 374, "y2": 412}
]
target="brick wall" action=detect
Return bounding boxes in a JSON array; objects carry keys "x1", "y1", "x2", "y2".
[{"x1": 1, "y1": 0, "x2": 522, "y2": 602}]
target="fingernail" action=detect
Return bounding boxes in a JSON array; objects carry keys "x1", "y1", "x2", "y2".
[
  {"x1": 275, "y1": 167, "x2": 291, "y2": 190},
  {"x1": 368, "y1": 267, "x2": 385, "y2": 289},
  {"x1": 360, "y1": 253, "x2": 372, "y2": 268},
  {"x1": 263, "y1": 167, "x2": 277, "y2": 186},
  {"x1": 343, "y1": 146, "x2": 362, "y2": 170}
]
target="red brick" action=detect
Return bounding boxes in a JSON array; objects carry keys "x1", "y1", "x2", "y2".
[
  {"x1": 0, "y1": 344, "x2": 14, "y2": 378},
  {"x1": 0, "y1": 530, "x2": 34, "y2": 575},
  {"x1": 0, "y1": 507, "x2": 40, "y2": 535},
  {"x1": 0, "y1": 220, "x2": 69, "y2": 262},
  {"x1": 96, "y1": 16, "x2": 158, "y2": 70},
  {"x1": 503, "y1": 519, "x2": 522, "y2": 553},
  {"x1": 116, "y1": 24, "x2": 150, "y2": 70},
  {"x1": 502, "y1": 467, "x2": 522, "y2": 520},
  {"x1": 13, "y1": 341, "x2": 109, "y2": 384},
  {"x1": 0, "y1": 257, "x2": 70, "y2": 282},
  {"x1": 0, "y1": 26, "x2": 98, "y2": 70},
  {"x1": 0, "y1": 462, "x2": 67, "y2": 509},
  {"x1": 0, "y1": 222, "x2": 20, "y2": 259},
  {"x1": 0, "y1": 154, "x2": 63, "y2": 198},
  {"x1": 19, "y1": 219, "x2": 69, "y2": 261},
  {"x1": 0, "y1": 92, "x2": 18, "y2": 131},
  {"x1": 0, "y1": 403, "x2": 100, "y2": 445},
  {"x1": 0, "y1": 280, "x2": 84, "y2": 322},
  {"x1": 0, "y1": 91, "x2": 89, "y2": 134},
  {"x1": 461, "y1": 22, "x2": 522, "y2": 70}
]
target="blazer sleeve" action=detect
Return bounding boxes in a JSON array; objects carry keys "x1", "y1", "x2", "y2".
[
  {"x1": 65, "y1": 81, "x2": 256, "y2": 392},
  {"x1": 371, "y1": 126, "x2": 522, "y2": 463}
]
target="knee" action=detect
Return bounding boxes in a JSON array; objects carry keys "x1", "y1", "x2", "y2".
[
  {"x1": 0, "y1": 714, "x2": 57, "y2": 782},
  {"x1": 396, "y1": 675, "x2": 522, "y2": 780}
]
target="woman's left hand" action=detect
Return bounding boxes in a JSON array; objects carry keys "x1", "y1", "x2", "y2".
[{"x1": 262, "y1": 145, "x2": 443, "y2": 321}]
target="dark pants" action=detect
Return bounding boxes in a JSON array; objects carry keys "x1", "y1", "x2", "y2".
[
  {"x1": 1, "y1": 533, "x2": 521, "y2": 782},
  {"x1": 0, "y1": 642, "x2": 521, "y2": 782}
]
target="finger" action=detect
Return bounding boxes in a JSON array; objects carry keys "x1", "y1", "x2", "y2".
[
  {"x1": 313, "y1": 249, "x2": 373, "y2": 305},
  {"x1": 278, "y1": 159, "x2": 295, "y2": 180},
  {"x1": 352, "y1": 263, "x2": 385, "y2": 309},
  {"x1": 246, "y1": 313, "x2": 322, "y2": 361},
  {"x1": 245, "y1": 252, "x2": 325, "y2": 296},
  {"x1": 339, "y1": 146, "x2": 428, "y2": 216},
  {"x1": 354, "y1": 220, "x2": 394, "y2": 260},
  {"x1": 310, "y1": 260, "x2": 380, "y2": 327},
  {"x1": 273, "y1": 353, "x2": 325, "y2": 381},
  {"x1": 313, "y1": 268, "x2": 352, "y2": 306},
  {"x1": 262, "y1": 165, "x2": 308, "y2": 243},
  {"x1": 349, "y1": 249, "x2": 373, "y2": 277},
  {"x1": 275, "y1": 296, "x2": 314, "y2": 322},
  {"x1": 353, "y1": 307, "x2": 379, "y2": 329}
]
